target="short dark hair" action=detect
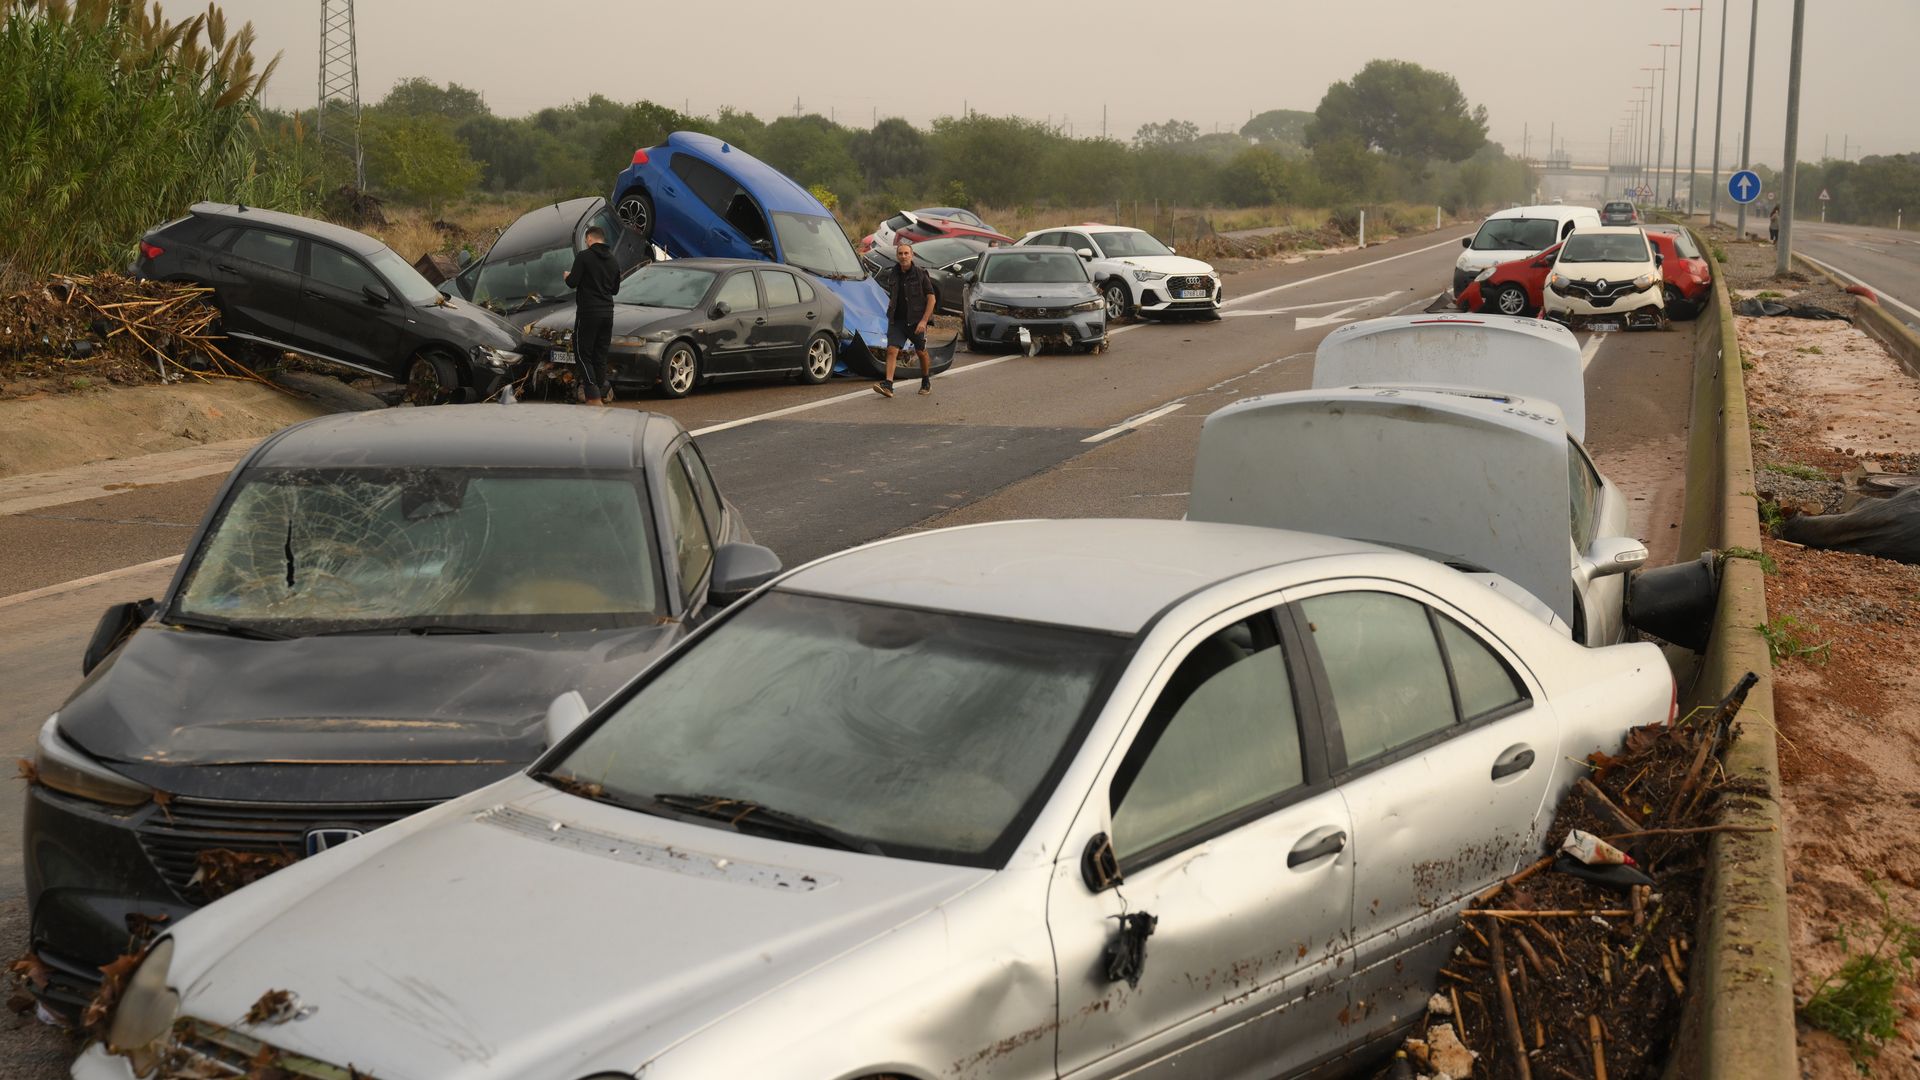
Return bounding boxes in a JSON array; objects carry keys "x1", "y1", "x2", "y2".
[{"x1": 585, "y1": 225, "x2": 606, "y2": 242}]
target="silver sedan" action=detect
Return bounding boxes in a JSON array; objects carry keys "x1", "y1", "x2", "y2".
[{"x1": 77, "y1": 519, "x2": 1673, "y2": 1080}]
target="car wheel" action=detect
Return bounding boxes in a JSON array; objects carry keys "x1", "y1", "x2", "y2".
[
  {"x1": 800, "y1": 333, "x2": 835, "y2": 384},
  {"x1": 1664, "y1": 285, "x2": 1697, "y2": 320},
  {"x1": 658, "y1": 341, "x2": 699, "y2": 398},
  {"x1": 1493, "y1": 283, "x2": 1530, "y2": 316},
  {"x1": 1101, "y1": 280, "x2": 1131, "y2": 322},
  {"x1": 404, "y1": 350, "x2": 460, "y2": 407},
  {"x1": 616, "y1": 189, "x2": 655, "y2": 245}
]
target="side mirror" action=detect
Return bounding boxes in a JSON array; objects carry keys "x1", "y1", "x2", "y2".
[
  {"x1": 1582, "y1": 536, "x2": 1650, "y2": 581},
  {"x1": 1653, "y1": 252, "x2": 1664, "y2": 267},
  {"x1": 1167, "y1": 246, "x2": 1177, "y2": 255},
  {"x1": 1461, "y1": 237, "x2": 1472, "y2": 249},
  {"x1": 543, "y1": 690, "x2": 591, "y2": 747},
  {"x1": 82, "y1": 599, "x2": 155, "y2": 676},
  {"x1": 1075, "y1": 248, "x2": 1094, "y2": 261},
  {"x1": 750, "y1": 238, "x2": 773, "y2": 254},
  {"x1": 709, "y1": 542, "x2": 783, "y2": 607},
  {"x1": 709, "y1": 301, "x2": 732, "y2": 319},
  {"x1": 362, "y1": 283, "x2": 391, "y2": 306}
]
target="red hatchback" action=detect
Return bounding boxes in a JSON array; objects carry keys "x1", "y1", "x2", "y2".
[
  {"x1": 1457, "y1": 243, "x2": 1561, "y2": 317},
  {"x1": 859, "y1": 212, "x2": 1013, "y2": 254},
  {"x1": 1644, "y1": 226, "x2": 1713, "y2": 319}
]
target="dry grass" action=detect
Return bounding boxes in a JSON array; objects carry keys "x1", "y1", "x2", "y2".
[{"x1": 356, "y1": 199, "x2": 537, "y2": 262}]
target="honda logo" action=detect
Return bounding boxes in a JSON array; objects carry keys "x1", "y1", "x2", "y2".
[{"x1": 303, "y1": 827, "x2": 364, "y2": 857}]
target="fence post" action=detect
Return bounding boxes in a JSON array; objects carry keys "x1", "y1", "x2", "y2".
[
  {"x1": 1359, "y1": 210, "x2": 1366, "y2": 248},
  {"x1": 1436, "y1": 205, "x2": 1442, "y2": 230}
]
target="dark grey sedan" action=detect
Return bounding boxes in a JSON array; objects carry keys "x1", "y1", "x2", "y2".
[
  {"x1": 22, "y1": 405, "x2": 779, "y2": 1018},
  {"x1": 528, "y1": 259, "x2": 846, "y2": 398},
  {"x1": 961, "y1": 246, "x2": 1108, "y2": 354}
]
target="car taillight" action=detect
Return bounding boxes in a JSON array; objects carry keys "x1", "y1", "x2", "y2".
[
  {"x1": 631, "y1": 149, "x2": 649, "y2": 165},
  {"x1": 138, "y1": 241, "x2": 163, "y2": 260}
]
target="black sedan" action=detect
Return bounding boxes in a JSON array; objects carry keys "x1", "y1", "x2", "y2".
[
  {"x1": 527, "y1": 259, "x2": 845, "y2": 398},
  {"x1": 860, "y1": 235, "x2": 989, "y2": 317},
  {"x1": 437, "y1": 195, "x2": 651, "y2": 327},
  {"x1": 23, "y1": 405, "x2": 780, "y2": 1016}
]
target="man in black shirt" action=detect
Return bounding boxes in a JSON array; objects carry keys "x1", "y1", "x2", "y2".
[
  {"x1": 872, "y1": 240, "x2": 937, "y2": 398},
  {"x1": 562, "y1": 226, "x2": 621, "y2": 405}
]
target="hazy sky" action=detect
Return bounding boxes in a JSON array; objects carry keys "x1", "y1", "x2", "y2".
[{"x1": 222, "y1": 0, "x2": 1917, "y2": 170}]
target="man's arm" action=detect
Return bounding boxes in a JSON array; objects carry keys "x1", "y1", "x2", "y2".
[{"x1": 916, "y1": 269, "x2": 935, "y2": 330}]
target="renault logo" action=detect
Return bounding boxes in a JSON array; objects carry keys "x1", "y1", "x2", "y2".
[
  {"x1": 1597, "y1": 278, "x2": 1609, "y2": 291},
  {"x1": 303, "y1": 827, "x2": 364, "y2": 857}
]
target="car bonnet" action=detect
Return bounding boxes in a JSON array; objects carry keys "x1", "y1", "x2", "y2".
[{"x1": 166, "y1": 775, "x2": 988, "y2": 1078}]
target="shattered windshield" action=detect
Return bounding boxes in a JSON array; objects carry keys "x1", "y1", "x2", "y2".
[
  {"x1": 469, "y1": 246, "x2": 575, "y2": 314},
  {"x1": 548, "y1": 591, "x2": 1126, "y2": 865},
  {"x1": 1559, "y1": 234, "x2": 1652, "y2": 263},
  {"x1": 174, "y1": 467, "x2": 663, "y2": 634},
  {"x1": 1094, "y1": 231, "x2": 1173, "y2": 258},
  {"x1": 772, "y1": 212, "x2": 865, "y2": 279},
  {"x1": 1471, "y1": 218, "x2": 1560, "y2": 252},
  {"x1": 613, "y1": 265, "x2": 716, "y2": 309}
]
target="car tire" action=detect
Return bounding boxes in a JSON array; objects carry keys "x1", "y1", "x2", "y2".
[
  {"x1": 1664, "y1": 285, "x2": 1698, "y2": 321},
  {"x1": 616, "y1": 189, "x2": 656, "y2": 245},
  {"x1": 404, "y1": 350, "x2": 460, "y2": 407},
  {"x1": 800, "y1": 333, "x2": 836, "y2": 384},
  {"x1": 658, "y1": 341, "x2": 699, "y2": 398},
  {"x1": 1493, "y1": 283, "x2": 1530, "y2": 317},
  {"x1": 1101, "y1": 280, "x2": 1132, "y2": 322}
]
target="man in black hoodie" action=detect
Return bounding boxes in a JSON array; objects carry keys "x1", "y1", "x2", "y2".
[{"x1": 563, "y1": 226, "x2": 621, "y2": 405}]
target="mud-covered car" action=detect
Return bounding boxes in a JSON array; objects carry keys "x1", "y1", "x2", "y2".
[
  {"x1": 26, "y1": 405, "x2": 778, "y2": 1018},
  {"x1": 960, "y1": 245, "x2": 1107, "y2": 353}
]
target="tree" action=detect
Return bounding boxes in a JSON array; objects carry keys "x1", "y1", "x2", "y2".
[
  {"x1": 1241, "y1": 109, "x2": 1314, "y2": 149},
  {"x1": 1218, "y1": 146, "x2": 1312, "y2": 206},
  {"x1": 1310, "y1": 135, "x2": 1383, "y2": 199},
  {"x1": 1307, "y1": 60, "x2": 1487, "y2": 163},
  {"x1": 850, "y1": 117, "x2": 928, "y2": 187},
  {"x1": 363, "y1": 112, "x2": 480, "y2": 209},
  {"x1": 758, "y1": 114, "x2": 861, "y2": 200},
  {"x1": 1134, "y1": 119, "x2": 1199, "y2": 151},
  {"x1": 376, "y1": 77, "x2": 488, "y2": 122}
]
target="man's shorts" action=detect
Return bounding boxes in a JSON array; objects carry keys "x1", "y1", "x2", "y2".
[{"x1": 887, "y1": 324, "x2": 926, "y2": 351}]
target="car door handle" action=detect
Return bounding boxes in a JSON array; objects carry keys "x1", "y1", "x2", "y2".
[
  {"x1": 1491, "y1": 746, "x2": 1537, "y2": 781},
  {"x1": 805, "y1": 311, "x2": 817, "y2": 320},
  {"x1": 214, "y1": 263, "x2": 237, "y2": 273},
  {"x1": 303, "y1": 289, "x2": 325, "y2": 300},
  {"x1": 753, "y1": 316, "x2": 767, "y2": 325},
  {"x1": 1287, "y1": 830, "x2": 1346, "y2": 868}
]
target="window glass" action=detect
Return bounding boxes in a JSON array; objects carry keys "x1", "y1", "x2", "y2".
[
  {"x1": 613, "y1": 265, "x2": 716, "y2": 309},
  {"x1": 792, "y1": 274, "x2": 815, "y2": 303},
  {"x1": 1111, "y1": 618, "x2": 1302, "y2": 860},
  {"x1": 1092, "y1": 231, "x2": 1173, "y2": 258},
  {"x1": 1058, "y1": 233, "x2": 1091, "y2": 254},
  {"x1": 364, "y1": 247, "x2": 442, "y2": 305},
  {"x1": 670, "y1": 154, "x2": 738, "y2": 219},
  {"x1": 883, "y1": 213, "x2": 912, "y2": 231},
  {"x1": 771, "y1": 212, "x2": 861, "y2": 277},
  {"x1": 201, "y1": 226, "x2": 238, "y2": 251},
  {"x1": 230, "y1": 229, "x2": 298, "y2": 271},
  {"x1": 470, "y1": 246, "x2": 574, "y2": 314},
  {"x1": 307, "y1": 244, "x2": 381, "y2": 295},
  {"x1": 760, "y1": 270, "x2": 801, "y2": 308},
  {"x1": 678, "y1": 444, "x2": 725, "y2": 540},
  {"x1": 1028, "y1": 231, "x2": 1062, "y2": 248},
  {"x1": 1559, "y1": 233, "x2": 1652, "y2": 263},
  {"x1": 981, "y1": 251, "x2": 1089, "y2": 284},
  {"x1": 1568, "y1": 439, "x2": 1603, "y2": 547},
  {"x1": 1437, "y1": 616, "x2": 1527, "y2": 720},
  {"x1": 715, "y1": 271, "x2": 760, "y2": 313},
  {"x1": 661, "y1": 452, "x2": 714, "y2": 596},
  {"x1": 1470, "y1": 218, "x2": 1559, "y2": 252},
  {"x1": 1302, "y1": 592, "x2": 1456, "y2": 764}
]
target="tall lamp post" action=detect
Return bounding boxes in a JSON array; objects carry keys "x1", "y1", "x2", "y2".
[
  {"x1": 1777, "y1": 0, "x2": 1807, "y2": 275},
  {"x1": 1709, "y1": 0, "x2": 1730, "y2": 224},
  {"x1": 1646, "y1": 53, "x2": 1671, "y2": 202},
  {"x1": 1736, "y1": 0, "x2": 1759, "y2": 239},
  {"x1": 1663, "y1": 7, "x2": 1701, "y2": 210}
]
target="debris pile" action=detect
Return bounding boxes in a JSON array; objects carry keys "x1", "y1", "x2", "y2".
[
  {"x1": 1400, "y1": 674, "x2": 1762, "y2": 1080},
  {"x1": 188, "y1": 848, "x2": 296, "y2": 902},
  {"x1": 0, "y1": 273, "x2": 275, "y2": 395}
]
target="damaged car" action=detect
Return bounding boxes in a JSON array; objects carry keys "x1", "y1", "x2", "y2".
[
  {"x1": 1542, "y1": 226, "x2": 1667, "y2": 330},
  {"x1": 861, "y1": 208, "x2": 1013, "y2": 254},
  {"x1": 861, "y1": 235, "x2": 989, "y2": 316},
  {"x1": 960, "y1": 245, "x2": 1108, "y2": 353},
  {"x1": 1018, "y1": 223, "x2": 1221, "y2": 321},
  {"x1": 26, "y1": 405, "x2": 779, "y2": 1019},
  {"x1": 72, "y1": 516, "x2": 1673, "y2": 1080},
  {"x1": 435, "y1": 195, "x2": 652, "y2": 329}
]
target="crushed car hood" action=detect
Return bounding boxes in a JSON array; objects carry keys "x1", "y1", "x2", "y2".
[
  {"x1": 425, "y1": 294, "x2": 528, "y2": 350},
  {"x1": 171, "y1": 778, "x2": 988, "y2": 1079},
  {"x1": 58, "y1": 623, "x2": 678, "y2": 800}
]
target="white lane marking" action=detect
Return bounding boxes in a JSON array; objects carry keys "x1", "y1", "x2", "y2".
[
  {"x1": 1797, "y1": 252, "x2": 1920, "y2": 324},
  {"x1": 1296, "y1": 292, "x2": 1403, "y2": 330},
  {"x1": 1390, "y1": 291, "x2": 1450, "y2": 317},
  {"x1": 1082, "y1": 402, "x2": 1187, "y2": 444},
  {"x1": 0, "y1": 555, "x2": 181, "y2": 612},
  {"x1": 1223, "y1": 234, "x2": 1474, "y2": 309},
  {"x1": 1580, "y1": 333, "x2": 1605, "y2": 371}
]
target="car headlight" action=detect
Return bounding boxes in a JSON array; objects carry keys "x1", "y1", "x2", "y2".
[
  {"x1": 106, "y1": 937, "x2": 178, "y2": 1053},
  {"x1": 1131, "y1": 269, "x2": 1167, "y2": 282},
  {"x1": 1633, "y1": 273, "x2": 1658, "y2": 291},
  {"x1": 34, "y1": 714, "x2": 150, "y2": 806},
  {"x1": 1069, "y1": 299, "x2": 1103, "y2": 313},
  {"x1": 1474, "y1": 267, "x2": 1496, "y2": 283},
  {"x1": 470, "y1": 345, "x2": 521, "y2": 372},
  {"x1": 973, "y1": 300, "x2": 1010, "y2": 315},
  {"x1": 1547, "y1": 273, "x2": 1568, "y2": 292}
]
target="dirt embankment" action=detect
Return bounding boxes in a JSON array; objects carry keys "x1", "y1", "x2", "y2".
[{"x1": 0, "y1": 383, "x2": 325, "y2": 479}]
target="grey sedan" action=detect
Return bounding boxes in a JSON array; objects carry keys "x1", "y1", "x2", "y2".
[{"x1": 961, "y1": 245, "x2": 1108, "y2": 353}]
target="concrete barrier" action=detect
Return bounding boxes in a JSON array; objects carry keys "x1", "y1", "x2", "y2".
[{"x1": 1666, "y1": 237, "x2": 1796, "y2": 1079}]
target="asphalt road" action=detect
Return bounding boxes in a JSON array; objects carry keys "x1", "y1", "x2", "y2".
[
  {"x1": 0, "y1": 226, "x2": 1697, "y2": 1075},
  {"x1": 1716, "y1": 214, "x2": 1920, "y2": 325}
]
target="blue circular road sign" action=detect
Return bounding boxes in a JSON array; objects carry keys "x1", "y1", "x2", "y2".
[{"x1": 1728, "y1": 170, "x2": 1762, "y2": 204}]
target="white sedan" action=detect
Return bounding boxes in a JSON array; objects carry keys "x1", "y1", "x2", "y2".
[
  {"x1": 1017, "y1": 223, "x2": 1221, "y2": 321},
  {"x1": 78, "y1": 519, "x2": 1672, "y2": 1080}
]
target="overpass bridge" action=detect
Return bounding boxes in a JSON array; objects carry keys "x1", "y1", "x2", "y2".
[{"x1": 1531, "y1": 156, "x2": 1724, "y2": 203}]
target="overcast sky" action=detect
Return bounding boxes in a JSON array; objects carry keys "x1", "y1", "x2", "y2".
[{"x1": 224, "y1": 0, "x2": 1916, "y2": 170}]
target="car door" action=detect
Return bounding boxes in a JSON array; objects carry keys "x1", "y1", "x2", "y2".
[
  {"x1": 581, "y1": 200, "x2": 650, "y2": 275},
  {"x1": 935, "y1": 256, "x2": 976, "y2": 314},
  {"x1": 216, "y1": 227, "x2": 304, "y2": 342},
  {"x1": 300, "y1": 240, "x2": 408, "y2": 374},
  {"x1": 657, "y1": 438, "x2": 717, "y2": 617},
  {"x1": 701, "y1": 269, "x2": 763, "y2": 376},
  {"x1": 1286, "y1": 583, "x2": 1555, "y2": 1044},
  {"x1": 1569, "y1": 438, "x2": 1627, "y2": 643},
  {"x1": 1050, "y1": 599, "x2": 1356, "y2": 1080},
  {"x1": 753, "y1": 269, "x2": 813, "y2": 370},
  {"x1": 667, "y1": 154, "x2": 764, "y2": 261}
]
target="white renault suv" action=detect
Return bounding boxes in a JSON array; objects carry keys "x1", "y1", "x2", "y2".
[
  {"x1": 1017, "y1": 223, "x2": 1221, "y2": 321},
  {"x1": 1542, "y1": 226, "x2": 1667, "y2": 329}
]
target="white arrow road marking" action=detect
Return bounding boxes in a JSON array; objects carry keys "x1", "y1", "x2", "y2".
[{"x1": 1295, "y1": 292, "x2": 1402, "y2": 330}]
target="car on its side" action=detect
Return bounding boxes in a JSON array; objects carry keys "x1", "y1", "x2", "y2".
[
  {"x1": 860, "y1": 235, "x2": 990, "y2": 316},
  {"x1": 1600, "y1": 200, "x2": 1640, "y2": 226},
  {"x1": 1457, "y1": 242, "x2": 1563, "y2": 317},
  {"x1": 133, "y1": 203, "x2": 541, "y2": 405},
  {"x1": 75, "y1": 516, "x2": 1673, "y2": 1080},
  {"x1": 609, "y1": 132, "x2": 887, "y2": 352},
  {"x1": 436, "y1": 196, "x2": 652, "y2": 329},
  {"x1": 1017, "y1": 223, "x2": 1221, "y2": 321},
  {"x1": 27, "y1": 405, "x2": 778, "y2": 1019},
  {"x1": 526, "y1": 259, "x2": 845, "y2": 398},
  {"x1": 862, "y1": 208, "x2": 1013, "y2": 254},
  {"x1": 1644, "y1": 225, "x2": 1714, "y2": 319},
  {"x1": 1452, "y1": 204, "x2": 1602, "y2": 300},
  {"x1": 961, "y1": 245, "x2": 1107, "y2": 353},
  {"x1": 1543, "y1": 226, "x2": 1666, "y2": 329}
]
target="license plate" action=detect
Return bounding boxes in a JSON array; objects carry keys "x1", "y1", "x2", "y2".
[
  {"x1": 1587, "y1": 322, "x2": 1622, "y2": 333},
  {"x1": 550, "y1": 350, "x2": 574, "y2": 364},
  {"x1": 1176, "y1": 289, "x2": 1206, "y2": 299}
]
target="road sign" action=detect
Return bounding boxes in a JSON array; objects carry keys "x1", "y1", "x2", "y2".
[
  {"x1": 1728, "y1": 170, "x2": 1762, "y2": 204},
  {"x1": 1818, "y1": 188, "x2": 1831, "y2": 201}
]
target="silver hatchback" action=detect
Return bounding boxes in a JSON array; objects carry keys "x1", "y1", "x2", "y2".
[{"x1": 960, "y1": 245, "x2": 1108, "y2": 353}]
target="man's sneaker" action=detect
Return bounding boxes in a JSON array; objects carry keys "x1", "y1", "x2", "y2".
[
  {"x1": 872, "y1": 380, "x2": 894, "y2": 398},
  {"x1": 918, "y1": 379, "x2": 932, "y2": 396}
]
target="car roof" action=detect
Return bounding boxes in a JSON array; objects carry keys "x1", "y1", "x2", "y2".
[
  {"x1": 1572, "y1": 225, "x2": 1649, "y2": 237},
  {"x1": 248, "y1": 404, "x2": 681, "y2": 471},
  {"x1": 1488, "y1": 204, "x2": 1594, "y2": 220},
  {"x1": 641, "y1": 257, "x2": 772, "y2": 272},
  {"x1": 776, "y1": 518, "x2": 1388, "y2": 634},
  {"x1": 984, "y1": 245, "x2": 1078, "y2": 256},
  {"x1": 486, "y1": 197, "x2": 603, "y2": 261},
  {"x1": 188, "y1": 202, "x2": 383, "y2": 255},
  {"x1": 1072, "y1": 224, "x2": 1145, "y2": 234},
  {"x1": 661, "y1": 132, "x2": 825, "y2": 217}
]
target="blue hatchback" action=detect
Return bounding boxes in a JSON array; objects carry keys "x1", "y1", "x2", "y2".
[{"x1": 613, "y1": 133, "x2": 891, "y2": 364}]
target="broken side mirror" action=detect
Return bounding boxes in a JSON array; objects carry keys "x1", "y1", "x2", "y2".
[
  {"x1": 708, "y1": 542, "x2": 783, "y2": 608},
  {"x1": 709, "y1": 301, "x2": 732, "y2": 319},
  {"x1": 82, "y1": 599, "x2": 155, "y2": 676},
  {"x1": 1582, "y1": 536, "x2": 1650, "y2": 581},
  {"x1": 543, "y1": 690, "x2": 591, "y2": 747}
]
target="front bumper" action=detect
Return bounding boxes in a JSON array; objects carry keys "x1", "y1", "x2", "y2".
[
  {"x1": 966, "y1": 309, "x2": 1108, "y2": 349},
  {"x1": 1543, "y1": 284, "x2": 1664, "y2": 322},
  {"x1": 1134, "y1": 275, "x2": 1221, "y2": 313},
  {"x1": 528, "y1": 342, "x2": 667, "y2": 391},
  {"x1": 1452, "y1": 266, "x2": 1482, "y2": 299},
  {"x1": 1456, "y1": 280, "x2": 1485, "y2": 312}
]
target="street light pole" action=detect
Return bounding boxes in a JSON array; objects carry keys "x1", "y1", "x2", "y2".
[
  {"x1": 1649, "y1": 47, "x2": 1672, "y2": 204},
  {"x1": 1688, "y1": 4, "x2": 1705, "y2": 213},
  {"x1": 1736, "y1": 0, "x2": 1759, "y2": 239},
  {"x1": 1709, "y1": 0, "x2": 1730, "y2": 224},
  {"x1": 1663, "y1": 7, "x2": 1698, "y2": 208},
  {"x1": 1776, "y1": 0, "x2": 1807, "y2": 275}
]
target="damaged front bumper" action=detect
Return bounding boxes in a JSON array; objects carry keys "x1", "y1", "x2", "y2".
[
  {"x1": 73, "y1": 1018, "x2": 360, "y2": 1080},
  {"x1": 966, "y1": 310, "x2": 1107, "y2": 351}
]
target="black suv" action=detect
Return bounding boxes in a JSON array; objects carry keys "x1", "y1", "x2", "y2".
[{"x1": 134, "y1": 203, "x2": 541, "y2": 403}]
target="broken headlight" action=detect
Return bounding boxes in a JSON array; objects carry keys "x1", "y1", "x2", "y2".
[
  {"x1": 1547, "y1": 272, "x2": 1569, "y2": 293},
  {"x1": 1632, "y1": 272, "x2": 1658, "y2": 291},
  {"x1": 34, "y1": 714, "x2": 151, "y2": 806},
  {"x1": 471, "y1": 345, "x2": 522, "y2": 373},
  {"x1": 107, "y1": 937, "x2": 179, "y2": 1055},
  {"x1": 1474, "y1": 267, "x2": 1496, "y2": 283}
]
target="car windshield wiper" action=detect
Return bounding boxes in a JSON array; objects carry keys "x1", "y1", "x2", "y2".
[
  {"x1": 165, "y1": 613, "x2": 290, "y2": 641},
  {"x1": 308, "y1": 622, "x2": 508, "y2": 637},
  {"x1": 652, "y1": 792, "x2": 883, "y2": 855}
]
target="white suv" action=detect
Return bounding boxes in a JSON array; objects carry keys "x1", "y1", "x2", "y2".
[
  {"x1": 1542, "y1": 226, "x2": 1667, "y2": 329},
  {"x1": 1016, "y1": 224, "x2": 1221, "y2": 321}
]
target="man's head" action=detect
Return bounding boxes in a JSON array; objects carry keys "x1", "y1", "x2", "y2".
[
  {"x1": 895, "y1": 241, "x2": 914, "y2": 268},
  {"x1": 585, "y1": 226, "x2": 607, "y2": 247}
]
